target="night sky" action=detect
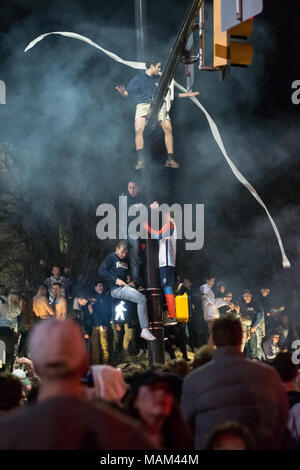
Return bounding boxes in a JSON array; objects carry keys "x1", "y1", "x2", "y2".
[{"x1": 0, "y1": 0, "x2": 300, "y2": 300}]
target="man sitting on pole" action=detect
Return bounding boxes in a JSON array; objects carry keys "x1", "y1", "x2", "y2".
[{"x1": 98, "y1": 240, "x2": 155, "y2": 342}]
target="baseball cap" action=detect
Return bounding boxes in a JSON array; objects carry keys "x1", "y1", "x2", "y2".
[{"x1": 131, "y1": 370, "x2": 182, "y2": 401}]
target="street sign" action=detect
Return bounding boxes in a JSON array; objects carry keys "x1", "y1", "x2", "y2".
[{"x1": 221, "y1": 0, "x2": 263, "y2": 32}]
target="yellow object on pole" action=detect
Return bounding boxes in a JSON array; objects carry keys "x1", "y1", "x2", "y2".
[
  {"x1": 213, "y1": 0, "x2": 229, "y2": 68},
  {"x1": 230, "y1": 41, "x2": 253, "y2": 66},
  {"x1": 214, "y1": 1, "x2": 253, "y2": 68},
  {"x1": 230, "y1": 19, "x2": 253, "y2": 66},
  {"x1": 230, "y1": 18, "x2": 253, "y2": 37},
  {"x1": 175, "y1": 293, "x2": 189, "y2": 323}
]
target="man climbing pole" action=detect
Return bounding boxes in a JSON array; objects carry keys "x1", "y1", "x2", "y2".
[{"x1": 116, "y1": 59, "x2": 199, "y2": 170}]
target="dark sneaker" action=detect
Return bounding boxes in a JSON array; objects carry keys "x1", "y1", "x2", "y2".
[
  {"x1": 165, "y1": 158, "x2": 179, "y2": 168},
  {"x1": 183, "y1": 356, "x2": 191, "y2": 362}
]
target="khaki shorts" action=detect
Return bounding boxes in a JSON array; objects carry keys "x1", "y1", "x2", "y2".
[{"x1": 135, "y1": 102, "x2": 170, "y2": 122}]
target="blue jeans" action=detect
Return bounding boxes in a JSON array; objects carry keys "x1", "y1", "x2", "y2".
[{"x1": 111, "y1": 285, "x2": 148, "y2": 329}]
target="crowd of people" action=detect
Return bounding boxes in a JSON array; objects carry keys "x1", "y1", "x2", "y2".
[
  {"x1": 0, "y1": 245, "x2": 299, "y2": 450},
  {"x1": 197, "y1": 277, "x2": 298, "y2": 362},
  {"x1": 2, "y1": 260, "x2": 295, "y2": 371},
  {"x1": 0, "y1": 178, "x2": 299, "y2": 450},
  {"x1": 0, "y1": 314, "x2": 299, "y2": 450}
]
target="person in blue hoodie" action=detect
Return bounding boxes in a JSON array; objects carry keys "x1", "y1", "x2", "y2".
[{"x1": 116, "y1": 59, "x2": 199, "y2": 170}]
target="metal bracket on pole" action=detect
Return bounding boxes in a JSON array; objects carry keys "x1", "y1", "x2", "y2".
[
  {"x1": 198, "y1": 1, "x2": 205, "y2": 69},
  {"x1": 236, "y1": 0, "x2": 243, "y2": 21},
  {"x1": 183, "y1": 23, "x2": 201, "y2": 90}
]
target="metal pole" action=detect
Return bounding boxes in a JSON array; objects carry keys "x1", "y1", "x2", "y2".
[
  {"x1": 185, "y1": 33, "x2": 194, "y2": 91},
  {"x1": 146, "y1": 0, "x2": 204, "y2": 131},
  {"x1": 144, "y1": 233, "x2": 164, "y2": 365},
  {"x1": 134, "y1": 2, "x2": 164, "y2": 365},
  {"x1": 236, "y1": 0, "x2": 243, "y2": 21},
  {"x1": 134, "y1": 0, "x2": 147, "y2": 61},
  {"x1": 199, "y1": 1, "x2": 205, "y2": 68}
]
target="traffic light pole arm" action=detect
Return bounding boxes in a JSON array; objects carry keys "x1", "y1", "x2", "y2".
[{"x1": 146, "y1": 0, "x2": 204, "y2": 131}]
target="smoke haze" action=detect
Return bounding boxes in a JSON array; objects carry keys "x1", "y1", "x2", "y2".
[{"x1": 0, "y1": 0, "x2": 299, "y2": 294}]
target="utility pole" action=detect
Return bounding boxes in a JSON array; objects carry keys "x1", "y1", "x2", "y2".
[
  {"x1": 147, "y1": 0, "x2": 204, "y2": 131},
  {"x1": 134, "y1": 0, "x2": 165, "y2": 365},
  {"x1": 134, "y1": 0, "x2": 147, "y2": 61}
]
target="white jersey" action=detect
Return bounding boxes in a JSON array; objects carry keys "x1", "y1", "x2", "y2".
[{"x1": 158, "y1": 221, "x2": 177, "y2": 268}]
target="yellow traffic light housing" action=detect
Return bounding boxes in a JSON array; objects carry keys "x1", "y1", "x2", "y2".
[
  {"x1": 213, "y1": 0, "x2": 254, "y2": 68},
  {"x1": 213, "y1": 0, "x2": 229, "y2": 68},
  {"x1": 230, "y1": 19, "x2": 253, "y2": 66}
]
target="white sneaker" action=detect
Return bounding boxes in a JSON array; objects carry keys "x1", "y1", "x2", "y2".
[{"x1": 140, "y1": 328, "x2": 156, "y2": 341}]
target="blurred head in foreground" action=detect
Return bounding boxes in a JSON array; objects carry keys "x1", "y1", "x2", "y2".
[
  {"x1": 29, "y1": 319, "x2": 88, "y2": 400},
  {"x1": 205, "y1": 421, "x2": 255, "y2": 450}
]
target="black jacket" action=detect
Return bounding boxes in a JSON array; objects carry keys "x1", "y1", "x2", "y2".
[
  {"x1": 92, "y1": 292, "x2": 112, "y2": 326},
  {"x1": 98, "y1": 253, "x2": 130, "y2": 291},
  {"x1": 238, "y1": 299, "x2": 263, "y2": 328}
]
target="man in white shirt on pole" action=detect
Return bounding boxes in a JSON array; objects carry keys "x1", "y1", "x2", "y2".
[{"x1": 200, "y1": 276, "x2": 233, "y2": 345}]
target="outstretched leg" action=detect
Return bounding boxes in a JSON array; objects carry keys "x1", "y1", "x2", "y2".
[
  {"x1": 160, "y1": 118, "x2": 173, "y2": 154},
  {"x1": 135, "y1": 117, "x2": 146, "y2": 169},
  {"x1": 160, "y1": 119, "x2": 179, "y2": 168},
  {"x1": 111, "y1": 286, "x2": 156, "y2": 341},
  {"x1": 163, "y1": 286, "x2": 176, "y2": 319}
]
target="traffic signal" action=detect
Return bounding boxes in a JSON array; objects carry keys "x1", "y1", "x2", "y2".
[
  {"x1": 213, "y1": 0, "x2": 254, "y2": 68},
  {"x1": 213, "y1": 0, "x2": 230, "y2": 68},
  {"x1": 230, "y1": 19, "x2": 253, "y2": 66}
]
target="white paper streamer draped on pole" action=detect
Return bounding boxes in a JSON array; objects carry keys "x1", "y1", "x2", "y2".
[
  {"x1": 173, "y1": 80, "x2": 291, "y2": 269},
  {"x1": 24, "y1": 31, "x2": 291, "y2": 268}
]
